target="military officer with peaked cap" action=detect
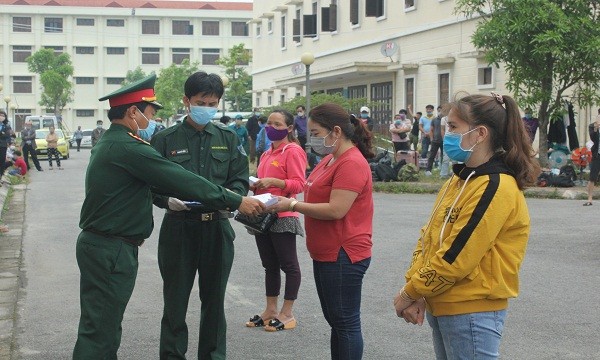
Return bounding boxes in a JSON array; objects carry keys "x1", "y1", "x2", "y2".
[{"x1": 73, "y1": 74, "x2": 265, "y2": 359}]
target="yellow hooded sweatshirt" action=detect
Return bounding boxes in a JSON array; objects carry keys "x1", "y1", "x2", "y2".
[{"x1": 404, "y1": 158, "x2": 530, "y2": 316}]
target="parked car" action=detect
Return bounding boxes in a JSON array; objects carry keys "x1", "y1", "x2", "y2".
[
  {"x1": 68, "y1": 129, "x2": 93, "y2": 148},
  {"x1": 35, "y1": 129, "x2": 70, "y2": 160}
]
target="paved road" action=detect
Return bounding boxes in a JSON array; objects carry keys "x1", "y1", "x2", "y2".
[{"x1": 12, "y1": 148, "x2": 600, "y2": 359}]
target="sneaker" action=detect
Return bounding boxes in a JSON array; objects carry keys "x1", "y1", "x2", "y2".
[{"x1": 425, "y1": 171, "x2": 432, "y2": 176}]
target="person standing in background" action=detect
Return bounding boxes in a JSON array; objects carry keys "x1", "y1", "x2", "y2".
[
  {"x1": 360, "y1": 106, "x2": 374, "y2": 132},
  {"x1": 293, "y1": 105, "x2": 308, "y2": 151},
  {"x1": 20, "y1": 120, "x2": 43, "y2": 171},
  {"x1": 91, "y1": 120, "x2": 106, "y2": 147},
  {"x1": 246, "y1": 107, "x2": 261, "y2": 163},
  {"x1": 419, "y1": 105, "x2": 435, "y2": 159},
  {"x1": 0, "y1": 110, "x2": 14, "y2": 179},
  {"x1": 583, "y1": 108, "x2": 600, "y2": 206},
  {"x1": 409, "y1": 111, "x2": 421, "y2": 152},
  {"x1": 424, "y1": 106, "x2": 445, "y2": 176},
  {"x1": 522, "y1": 108, "x2": 539, "y2": 144},
  {"x1": 255, "y1": 115, "x2": 271, "y2": 168},
  {"x1": 45, "y1": 126, "x2": 62, "y2": 170},
  {"x1": 73, "y1": 126, "x2": 84, "y2": 152},
  {"x1": 389, "y1": 112, "x2": 411, "y2": 152}
]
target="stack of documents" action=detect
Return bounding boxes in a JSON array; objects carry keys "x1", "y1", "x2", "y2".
[{"x1": 251, "y1": 193, "x2": 278, "y2": 207}]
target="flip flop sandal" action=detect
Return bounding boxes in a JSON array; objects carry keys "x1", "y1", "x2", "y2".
[
  {"x1": 583, "y1": 202, "x2": 593, "y2": 206},
  {"x1": 265, "y1": 318, "x2": 297, "y2": 332},
  {"x1": 245, "y1": 315, "x2": 267, "y2": 327}
]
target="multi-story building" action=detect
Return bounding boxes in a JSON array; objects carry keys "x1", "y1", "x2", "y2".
[
  {"x1": 250, "y1": 0, "x2": 593, "y2": 142},
  {"x1": 0, "y1": 0, "x2": 252, "y2": 132}
]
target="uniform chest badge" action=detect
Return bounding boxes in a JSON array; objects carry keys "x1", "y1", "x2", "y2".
[
  {"x1": 127, "y1": 132, "x2": 150, "y2": 145},
  {"x1": 170, "y1": 149, "x2": 189, "y2": 156}
]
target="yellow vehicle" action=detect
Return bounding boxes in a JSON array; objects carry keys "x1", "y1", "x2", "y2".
[{"x1": 35, "y1": 129, "x2": 70, "y2": 160}]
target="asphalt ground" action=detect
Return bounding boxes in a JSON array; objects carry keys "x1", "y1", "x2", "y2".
[{"x1": 0, "y1": 148, "x2": 598, "y2": 359}]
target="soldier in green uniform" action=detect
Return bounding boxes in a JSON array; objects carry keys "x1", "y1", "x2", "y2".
[
  {"x1": 73, "y1": 74, "x2": 265, "y2": 360},
  {"x1": 150, "y1": 71, "x2": 247, "y2": 360}
]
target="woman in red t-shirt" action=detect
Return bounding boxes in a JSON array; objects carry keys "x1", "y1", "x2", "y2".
[
  {"x1": 271, "y1": 103, "x2": 374, "y2": 359},
  {"x1": 245, "y1": 109, "x2": 307, "y2": 332}
]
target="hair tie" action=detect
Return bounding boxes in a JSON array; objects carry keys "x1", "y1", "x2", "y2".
[{"x1": 491, "y1": 92, "x2": 504, "y2": 105}]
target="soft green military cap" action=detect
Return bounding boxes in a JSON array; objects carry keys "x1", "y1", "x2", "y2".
[{"x1": 99, "y1": 73, "x2": 163, "y2": 109}]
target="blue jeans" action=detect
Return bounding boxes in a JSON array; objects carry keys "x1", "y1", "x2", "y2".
[
  {"x1": 427, "y1": 310, "x2": 507, "y2": 360},
  {"x1": 313, "y1": 249, "x2": 370, "y2": 360}
]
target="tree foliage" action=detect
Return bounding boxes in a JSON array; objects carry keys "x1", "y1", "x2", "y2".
[
  {"x1": 123, "y1": 66, "x2": 148, "y2": 85},
  {"x1": 26, "y1": 48, "x2": 74, "y2": 115},
  {"x1": 262, "y1": 92, "x2": 369, "y2": 116},
  {"x1": 154, "y1": 59, "x2": 199, "y2": 121},
  {"x1": 216, "y1": 44, "x2": 252, "y2": 112},
  {"x1": 455, "y1": 0, "x2": 600, "y2": 166}
]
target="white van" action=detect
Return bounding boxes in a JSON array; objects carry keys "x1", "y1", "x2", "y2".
[{"x1": 25, "y1": 115, "x2": 60, "y2": 130}]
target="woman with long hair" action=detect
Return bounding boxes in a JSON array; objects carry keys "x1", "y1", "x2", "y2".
[
  {"x1": 394, "y1": 93, "x2": 541, "y2": 359},
  {"x1": 245, "y1": 109, "x2": 307, "y2": 332},
  {"x1": 270, "y1": 103, "x2": 374, "y2": 359}
]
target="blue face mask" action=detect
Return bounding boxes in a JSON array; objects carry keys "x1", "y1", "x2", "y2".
[
  {"x1": 136, "y1": 109, "x2": 156, "y2": 141},
  {"x1": 189, "y1": 105, "x2": 218, "y2": 126},
  {"x1": 442, "y1": 127, "x2": 479, "y2": 163},
  {"x1": 360, "y1": 113, "x2": 369, "y2": 119}
]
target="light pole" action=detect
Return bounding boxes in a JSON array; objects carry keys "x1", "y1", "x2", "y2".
[
  {"x1": 301, "y1": 52, "x2": 315, "y2": 114},
  {"x1": 221, "y1": 76, "x2": 229, "y2": 118},
  {"x1": 4, "y1": 96, "x2": 11, "y2": 114}
]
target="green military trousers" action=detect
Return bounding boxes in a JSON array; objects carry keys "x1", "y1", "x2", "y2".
[
  {"x1": 73, "y1": 231, "x2": 139, "y2": 360},
  {"x1": 158, "y1": 214, "x2": 235, "y2": 360}
]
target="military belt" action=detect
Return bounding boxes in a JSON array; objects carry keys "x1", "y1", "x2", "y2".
[
  {"x1": 84, "y1": 229, "x2": 145, "y2": 247},
  {"x1": 166, "y1": 210, "x2": 234, "y2": 221}
]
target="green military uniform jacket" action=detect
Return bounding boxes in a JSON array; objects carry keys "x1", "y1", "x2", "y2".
[
  {"x1": 151, "y1": 119, "x2": 249, "y2": 205},
  {"x1": 79, "y1": 123, "x2": 243, "y2": 239}
]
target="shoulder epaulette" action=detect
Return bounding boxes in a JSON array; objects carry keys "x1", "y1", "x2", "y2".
[{"x1": 127, "y1": 132, "x2": 150, "y2": 145}]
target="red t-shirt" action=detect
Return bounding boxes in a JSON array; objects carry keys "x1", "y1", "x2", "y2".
[
  {"x1": 14, "y1": 158, "x2": 27, "y2": 176},
  {"x1": 304, "y1": 146, "x2": 373, "y2": 263}
]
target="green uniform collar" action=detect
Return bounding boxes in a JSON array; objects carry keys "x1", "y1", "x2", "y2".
[{"x1": 181, "y1": 117, "x2": 219, "y2": 138}]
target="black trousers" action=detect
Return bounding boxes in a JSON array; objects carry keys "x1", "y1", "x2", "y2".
[
  {"x1": 76, "y1": 139, "x2": 82, "y2": 151},
  {"x1": 22, "y1": 143, "x2": 42, "y2": 171},
  {"x1": 47, "y1": 148, "x2": 61, "y2": 167}
]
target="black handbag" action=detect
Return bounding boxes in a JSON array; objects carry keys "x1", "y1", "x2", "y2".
[{"x1": 234, "y1": 212, "x2": 278, "y2": 234}]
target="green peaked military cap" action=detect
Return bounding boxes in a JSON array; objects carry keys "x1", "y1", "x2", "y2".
[{"x1": 99, "y1": 73, "x2": 163, "y2": 109}]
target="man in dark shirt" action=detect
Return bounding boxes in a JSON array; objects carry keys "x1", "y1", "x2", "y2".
[
  {"x1": 20, "y1": 120, "x2": 43, "y2": 171},
  {"x1": 293, "y1": 105, "x2": 308, "y2": 151},
  {"x1": 425, "y1": 106, "x2": 444, "y2": 176},
  {"x1": 246, "y1": 107, "x2": 261, "y2": 162}
]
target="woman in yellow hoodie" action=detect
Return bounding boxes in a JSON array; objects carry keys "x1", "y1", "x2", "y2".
[{"x1": 394, "y1": 93, "x2": 540, "y2": 359}]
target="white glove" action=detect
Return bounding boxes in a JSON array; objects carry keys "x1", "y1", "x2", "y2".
[{"x1": 168, "y1": 197, "x2": 190, "y2": 211}]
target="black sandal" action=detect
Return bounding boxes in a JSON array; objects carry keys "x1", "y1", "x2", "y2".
[
  {"x1": 245, "y1": 315, "x2": 267, "y2": 327},
  {"x1": 265, "y1": 318, "x2": 297, "y2": 332},
  {"x1": 583, "y1": 202, "x2": 593, "y2": 206}
]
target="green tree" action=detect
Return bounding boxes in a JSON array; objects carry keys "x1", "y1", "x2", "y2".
[
  {"x1": 216, "y1": 44, "x2": 252, "y2": 112},
  {"x1": 26, "y1": 48, "x2": 74, "y2": 115},
  {"x1": 456, "y1": 0, "x2": 600, "y2": 166},
  {"x1": 123, "y1": 66, "x2": 148, "y2": 85},
  {"x1": 264, "y1": 93, "x2": 370, "y2": 116},
  {"x1": 154, "y1": 59, "x2": 199, "y2": 121}
]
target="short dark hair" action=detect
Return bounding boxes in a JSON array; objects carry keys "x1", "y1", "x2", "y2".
[
  {"x1": 296, "y1": 105, "x2": 305, "y2": 111},
  {"x1": 184, "y1": 71, "x2": 224, "y2": 100},
  {"x1": 399, "y1": 109, "x2": 407, "y2": 115},
  {"x1": 220, "y1": 116, "x2": 231, "y2": 125},
  {"x1": 426, "y1": 105, "x2": 434, "y2": 110},
  {"x1": 14, "y1": 150, "x2": 22, "y2": 156}
]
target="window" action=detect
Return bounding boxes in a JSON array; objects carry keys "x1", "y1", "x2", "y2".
[
  {"x1": 13, "y1": 17, "x2": 31, "y2": 32},
  {"x1": 405, "y1": 78, "x2": 415, "y2": 110},
  {"x1": 75, "y1": 47, "x2": 94, "y2": 55},
  {"x1": 256, "y1": 98, "x2": 260, "y2": 107},
  {"x1": 202, "y1": 21, "x2": 219, "y2": 36},
  {"x1": 268, "y1": 95, "x2": 272, "y2": 106},
  {"x1": 267, "y1": 19, "x2": 273, "y2": 33},
  {"x1": 348, "y1": 85, "x2": 367, "y2": 102},
  {"x1": 232, "y1": 21, "x2": 248, "y2": 36},
  {"x1": 13, "y1": 46, "x2": 32, "y2": 63},
  {"x1": 106, "y1": 78, "x2": 125, "y2": 85},
  {"x1": 350, "y1": 0, "x2": 359, "y2": 25},
  {"x1": 438, "y1": 73, "x2": 450, "y2": 106},
  {"x1": 201, "y1": 48, "x2": 220, "y2": 65},
  {"x1": 281, "y1": 15, "x2": 287, "y2": 49},
  {"x1": 142, "y1": 20, "x2": 160, "y2": 35},
  {"x1": 77, "y1": 18, "x2": 94, "y2": 26},
  {"x1": 256, "y1": 24, "x2": 262, "y2": 37},
  {"x1": 405, "y1": 0, "x2": 416, "y2": 11},
  {"x1": 45, "y1": 46, "x2": 63, "y2": 54},
  {"x1": 371, "y1": 82, "x2": 393, "y2": 129},
  {"x1": 280, "y1": 94, "x2": 286, "y2": 104},
  {"x1": 142, "y1": 48, "x2": 160, "y2": 64},
  {"x1": 107, "y1": 47, "x2": 125, "y2": 55},
  {"x1": 173, "y1": 20, "x2": 192, "y2": 35},
  {"x1": 76, "y1": 110, "x2": 95, "y2": 117},
  {"x1": 326, "y1": 88, "x2": 343, "y2": 95},
  {"x1": 13, "y1": 76, "x2": 33, "y2": 93},
  {"x1": 45, "y1": 17, "x2": 63, "y2": 33},
  {"x1": 172, "y1": 48, "x2": 190, "y2": 64},
  {"x1": 107, "y1": 19, "x2": 125, "y2": 27},
  {"x1": 293, "y1": 8, "x2": 301, "y2": 42},
  {"x1": 366, "y1": 0, "x2": 385, "y2": 18},
  {"x1": 478, "y1": 66, "x2": 494, "y2": 87},
  {"x1": 75, "y1": 77, "x2": 95, "y2": 85}
]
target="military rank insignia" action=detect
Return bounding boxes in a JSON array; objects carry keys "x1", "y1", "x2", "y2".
[{"x1": 127, "y1": 132, "x2": 150, "y2": 145}]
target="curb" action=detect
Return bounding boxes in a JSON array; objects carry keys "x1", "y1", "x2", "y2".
[{"x1": 0, "y1": 183, "x2": 26, "y2": 359}]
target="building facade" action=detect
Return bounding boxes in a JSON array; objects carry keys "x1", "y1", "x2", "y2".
[
  {"x1": 0, "y1": 0, "x2": 252, "y2": 132},
  {"x1": 250, "y1": 0, "x2": 593, "y2": 142}
]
